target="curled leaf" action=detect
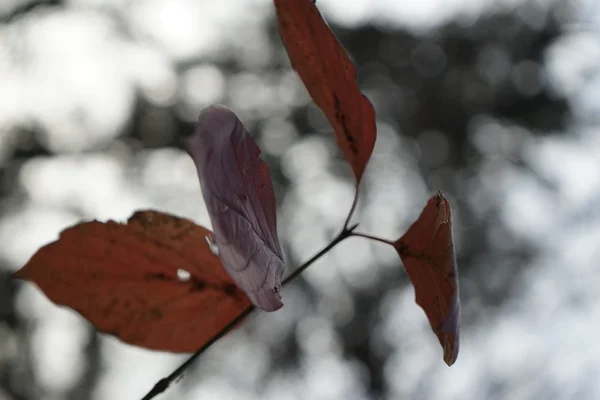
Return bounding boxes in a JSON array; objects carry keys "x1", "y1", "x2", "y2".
[
  {"x1": 14, "y1": 210, "x2": 251, "y2": 352},
  {"x1": 274, "y1": 0, "x2": 377, "y2": 183},
  {"x1": 394, "y1": 191, "x2": 460, "y2": 366},
  {"x1": 185, "y1": 106, "x2": 285, "y2": 312}
]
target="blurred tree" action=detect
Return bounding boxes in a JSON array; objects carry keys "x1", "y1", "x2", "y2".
[{"x1": 0, "y1": 1, "x2": 586, "y2": 399}]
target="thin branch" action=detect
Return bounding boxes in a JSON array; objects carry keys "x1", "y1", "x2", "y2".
[
  {"x1": 141, "y1": 306, "x2": 254, "y2": 400},
  {"x1": 140, "y1": 224, "x2": 357, "y2": 400},
  {"x1": 283, "y1": 222, "x2": 358, "y2": 285}
]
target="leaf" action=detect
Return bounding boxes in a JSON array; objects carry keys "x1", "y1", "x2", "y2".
[
  {"x1": 394, "y1": 191, "x2": 460, "y2": 366},
  {"x1": 274, "y1": 0, "x2": 377, "y2": 183},
  {"x1": 185, "y1": 105, "x2": 285, "y2": 312},
  {"x1": 13, "y1": 210, "x2": 252, "y2": 352}
]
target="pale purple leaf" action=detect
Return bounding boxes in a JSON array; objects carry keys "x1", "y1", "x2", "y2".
[{"x1": 185, "y1": 105, "x2": 285, "y2": 312}]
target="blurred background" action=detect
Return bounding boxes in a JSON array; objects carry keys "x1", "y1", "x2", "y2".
[{"x1": 1, "y1": 0, "x2": 600, "y2": 399}]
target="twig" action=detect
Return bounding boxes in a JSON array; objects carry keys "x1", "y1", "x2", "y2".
[
  {"x1": 140, "y1": 224, "x2": 358, "y2": 400},
  {"x1": 283, "y1": 222, "x2": 358, "y2": 285},
  {"x1": 141, "y1": 306, "x2": 254, "y2": 400}
]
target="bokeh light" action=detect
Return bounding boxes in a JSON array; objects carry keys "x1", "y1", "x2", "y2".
[{"x1": 1, "y1": 0, "x2": 600, "y2": 399}]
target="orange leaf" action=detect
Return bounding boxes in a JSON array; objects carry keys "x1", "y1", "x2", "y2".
[
  {"x1": 274, "y1": 0, "x2": 377, "y2": 183},
  {"x1": 394, "y1": 191, "x2": 460, "y2": 366},
  {"x1": 13, "y1": 210, "x2": 252, "y2": 352}
]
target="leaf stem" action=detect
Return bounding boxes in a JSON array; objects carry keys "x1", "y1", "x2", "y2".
[
  {"x1": 140, "y1": 224, "x2": 357, "y2": 400},
  {"x1": 283, "y1": 222, "x2": 358, "y2": 285},
  {"x1": 342, "y1": 185, "x2": 360, "y2": 230},
  {"x1": 349, "y1": 231, "x2": 395, "y2": 246}
]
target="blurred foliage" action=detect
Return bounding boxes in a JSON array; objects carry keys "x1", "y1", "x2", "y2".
[{"x1": 0, "y1": 0, "x2": 593, "y2": 399}]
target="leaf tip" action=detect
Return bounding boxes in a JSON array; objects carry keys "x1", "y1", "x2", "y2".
[
  {"x1": 198, "y1": 104, "x2": 233, "y2": 120},
  {"x1": 441, "y1": 332, "x2": 459, "y2": 366},
  {"x1": 12, "y1": 268, "x2": 25, "y2": 281},
  {"x1": 436, "y1": 294, "x2": 460, "y2": 366}
]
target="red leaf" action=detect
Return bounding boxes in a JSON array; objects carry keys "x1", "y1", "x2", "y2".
[
  {"x1": 394, "y1": 191, "x2": 460, "y2": 366},
  {"x1": 13, "y1": 210, "x2": 252, "y2": 352},
  {"x1": 185, "y1": 106, "x2": 285, "y2": 312},
  {"x1": 274, "y1": 0, "x2": 377, "y2": 184}
]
